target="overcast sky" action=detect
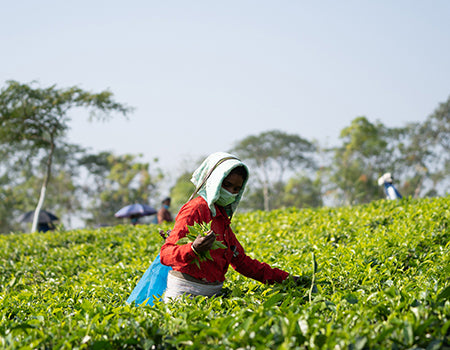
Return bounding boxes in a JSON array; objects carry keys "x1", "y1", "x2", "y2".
[{"x1": 2, "y1": 1, "x2": 449, "y2": 185}]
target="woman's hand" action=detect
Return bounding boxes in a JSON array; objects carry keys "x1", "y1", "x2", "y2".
[
  {"x1": 192, "y1": 231, "x2": 216, "y2": 254},
  {"x1": 292, "y1": 275, "x2": 318, "y2": 293},
  {"x1": 293, "y1": 275, "x2": 311, "y2": 286}
]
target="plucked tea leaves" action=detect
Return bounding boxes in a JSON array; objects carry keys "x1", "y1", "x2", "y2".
[{"x1": 176, "y1": 221, "x2": 227, "y2": 268}]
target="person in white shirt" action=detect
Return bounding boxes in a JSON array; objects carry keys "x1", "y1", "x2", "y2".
[{"x1": 378, "y1": 173, "x2": 402, "y2": 200}]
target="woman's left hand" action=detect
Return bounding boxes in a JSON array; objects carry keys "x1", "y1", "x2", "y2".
[{"x1": 192, "y1": 231, "x2": 216, "y2": 254}]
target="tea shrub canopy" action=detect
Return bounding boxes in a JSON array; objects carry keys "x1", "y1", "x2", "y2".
[{"x1": 1, "y1": 196, "x2": 449, "y2": 349}]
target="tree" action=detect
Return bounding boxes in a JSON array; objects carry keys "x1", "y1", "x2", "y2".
[
  {"x1": 238, "y1": 176, "x2": 322, "y2": 212},
  {"x1": 0, "y1": 141, "x2": 86, "y2": 233},
  {"x1": 398, "y1": 96, "x2": 450, "y2": 197},
  {"x1": 231, "y1": 130, "x2": 316, "y2": 211},
  {"x1": 0, "y1": 143, "x2": 26, "y2": 233},
  {"x1": 13, "y1": 144, "x2": 86, "y2": 232},
  {"x1": 328, "y1": 117, "x2": 391, "y2": 205},
  {"x1": 238, "y1": 184, "x2": 265, "y2": 212},
  {"x1": 79, "y1": 152, "x2": 163, "y2": 227},
  {"x1": 169, "y1": 171, "x2": 195, "y2": 213},
  {"x1": 0, "y1": 81, "x2": 132, "y2": 232},
  {"x1": 280, "y1": 175, "x2": 323, "y2": 208}
]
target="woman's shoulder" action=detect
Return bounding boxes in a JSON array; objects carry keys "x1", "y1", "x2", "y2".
[
  {"x1": 177, "y1": 196, "x2": 211, "y2": 222},
  {"x1": 180, "y1": 196, "x2": 207, "y2": 210}
]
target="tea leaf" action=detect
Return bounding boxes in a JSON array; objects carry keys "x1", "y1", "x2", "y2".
[{"x1": 0, "y1": 196, "x2": 448, "y2": 349}]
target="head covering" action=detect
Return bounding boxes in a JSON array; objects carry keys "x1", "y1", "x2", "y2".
[
  {"x1": 190, "y1": 152, "x2": 249, "y2": 217},
  {"x1": 378, "y1": 172, "x2": 393, "y2": 186}
]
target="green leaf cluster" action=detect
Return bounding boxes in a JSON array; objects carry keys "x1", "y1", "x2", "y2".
[
  {"x1": 176, "y1": 221, "x2": 227, "y2": 268},
  {"x1": 0, "y1": 197, "x2": 449, "y2": 349}
]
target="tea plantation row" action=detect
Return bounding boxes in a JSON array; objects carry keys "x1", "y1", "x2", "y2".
[{"x1": 0, "y1": 196, "x2": 449, "y2": 349}]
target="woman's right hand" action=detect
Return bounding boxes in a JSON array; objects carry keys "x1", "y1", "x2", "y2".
[{"x1": 192, "y1": 231, "x2": 216, "y2": 254}]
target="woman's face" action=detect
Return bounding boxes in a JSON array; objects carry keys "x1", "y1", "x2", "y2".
[{"x1": 222, "y1": 173, "x2": 244, "y2": 194}]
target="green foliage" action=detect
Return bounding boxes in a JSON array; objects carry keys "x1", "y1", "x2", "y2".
[
  {"x1": 0, "y1": 80, "x2": 133, "y2": 232},
  {"x1": 1, "y1": 196, "x2": 448, "y2": 348},
  {"x1": 328, "y1": 116, "x2": 390, "y2": 205},
  {"x1": 79, "y1": 152, "x2": 163, "y2": 227},
  {"x1": 231, "y1": 129, "x2": 316, "y2": 211},
  {"x1": 0, "y1": 143, "x2": 85, "y2": 233},
  {"x1": 177, "y1": 222, "x2": 227, "y2": 268},
  {"x1": 397, "y1": 95, "x2": 450, "y2": 198},
  {"x1": 170, "y1": 171, "x2": 196, "y2": 213},
  {"x1": 0, "y1": 80, "x2": 132, "y2": 149},
  {"x1": 280, "y1": 175, "x2": 323, "y2": 209}
]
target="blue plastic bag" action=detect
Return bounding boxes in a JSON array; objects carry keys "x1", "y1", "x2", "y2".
[{"x1": 126, "y1": 253, "x2": 172, "y2": 306}]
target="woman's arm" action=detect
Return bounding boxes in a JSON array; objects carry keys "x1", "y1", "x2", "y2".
[
  {"x1": 160, "y1": 198, "x2": 211, "y2": 266},
  {"x1": 229, "y1": 236, "x2": 289, "y2": 284}
]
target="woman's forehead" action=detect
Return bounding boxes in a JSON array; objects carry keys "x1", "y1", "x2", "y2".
[{"x1": 224, "y1": 172, "x2": 244, "y2": 185}]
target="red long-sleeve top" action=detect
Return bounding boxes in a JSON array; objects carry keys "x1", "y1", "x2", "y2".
[{"x1": 160, "y1": 196, "x2": 289, "y2": 284}]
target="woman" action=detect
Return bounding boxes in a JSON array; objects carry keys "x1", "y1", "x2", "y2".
[{"x1": 160, "y1": 152, "x2": 301, "y2": 301}]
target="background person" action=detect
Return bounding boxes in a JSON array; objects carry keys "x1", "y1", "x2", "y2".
[
  {"x1": 37, "y1": 222, "x2": 55, "y2": 232},
  {"x1": 157, "y1": 197, "x2": 173, "y2": 224},
  {"x1": 378, "y1": 172, "x2": 402, "y2": 200},
  {"x1": 130, "y1": 214, "x2": 140, "y2": 225}
]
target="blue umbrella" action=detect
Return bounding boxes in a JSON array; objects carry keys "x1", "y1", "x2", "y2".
[
  {"x1": 114, "y1": 203, "x2": 157, "y2": 218},
  {"x1": 19, "y1": 210, "x2": 59, "y2": 223}
]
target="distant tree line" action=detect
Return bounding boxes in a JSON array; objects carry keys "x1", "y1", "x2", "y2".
[
  {"x1": 0, "y1": 80, "x2": 448, "y2": 233},
  {"x1": 170, "y1": 101, "x2": 449, "y2": 211}
]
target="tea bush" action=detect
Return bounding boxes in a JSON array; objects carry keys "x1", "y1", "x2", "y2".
[{"x1": 1, "y1": 196, "x2": 449, "y2": 349}]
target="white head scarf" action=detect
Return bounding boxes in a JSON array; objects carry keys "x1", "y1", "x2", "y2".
[
  {"x1": 190, "y1": 152, "x2": 249, "y2": 217},
  {"x1": 378, "y1": 172, "x2": 393, "y2": 186}
]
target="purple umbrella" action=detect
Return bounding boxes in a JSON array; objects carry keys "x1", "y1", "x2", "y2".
[{"x1": 114, "y1": 203, "x2": 157, "y2": 218}]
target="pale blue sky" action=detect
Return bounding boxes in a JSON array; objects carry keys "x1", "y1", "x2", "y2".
[{"x1": 2, "y1": 1, "x2": 449, "y2": 183}]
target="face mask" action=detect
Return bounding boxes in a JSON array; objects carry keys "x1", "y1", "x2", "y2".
[
  {"x1": 216, "y1": 187, "x2": 238, "y2": 207},
  {"x1": 163, "y1": 205, "x2": 169, "y2": 209}
]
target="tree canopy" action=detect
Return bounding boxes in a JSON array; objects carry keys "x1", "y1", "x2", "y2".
[
  {"x1": 231, "y1": 130, "x2": 316, "y2": 211},
  {"x1": 79, "y1": 152, "x2": 163, "y2": 227},
  {"x1": 0, "y1": 81, "x2": 133, "y2": 232},
  {"x1": 0, "y1": 80, "x2": 448, "y2": 233},
  {"x1": 328, "y1": 116, "x2": 390, "y2": 205}
]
